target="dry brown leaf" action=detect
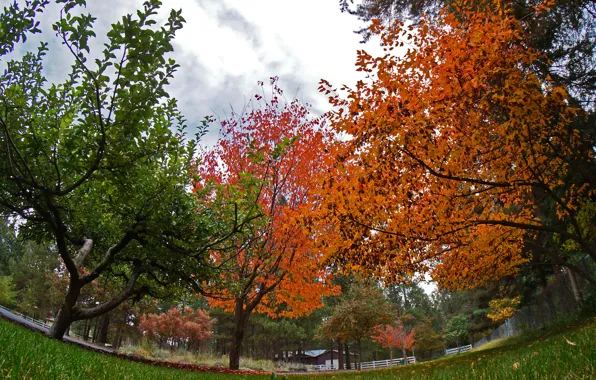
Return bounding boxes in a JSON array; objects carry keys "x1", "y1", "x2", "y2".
[{"x1": 564, "y1": 336, "x2": 577, "y2": 346}]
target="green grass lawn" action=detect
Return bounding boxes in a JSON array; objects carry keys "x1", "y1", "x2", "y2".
[
  {"x1": 0, "y1": 317, "x2": 268, "y2": 379},
  {"x1": 1, "y1": 316, "x2": 595, "y2": 379},
  {"x1": 298, "y1": 317, "x2": 596, "y2": 379}
]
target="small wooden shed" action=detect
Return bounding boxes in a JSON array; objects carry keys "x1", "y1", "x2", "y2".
[{"x1": 300, "y1": 349, "x2": 358, "y2": 369}]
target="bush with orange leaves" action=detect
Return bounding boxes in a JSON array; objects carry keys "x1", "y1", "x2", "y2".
[{"x1": 139, "y1": 307, "x2": 212, "y2": 352}]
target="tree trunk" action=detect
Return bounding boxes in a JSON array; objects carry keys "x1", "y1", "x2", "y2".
[
  {"x1": 82, "y1": 319, "x2": 90, "y2": 341},
  {"x1": 345, "y1": 343, "x2": 351, "y2": 370},
  {"x1": 545, "y1": 267, "x2": 558, "y2": 319},
  {"x1": 389, "y1": 347, "x2": 393, "y2": 360},
  {"x1": 97, "y1": 313, "x2": 110, "y2": 344},
  {"x1": 92, "y1": 317, "x2": 101, "y2": 342},
  {"x1": 401, "y1": 347, "x2": 407, "y2": 363},
  {"x1": 229, "y1": 299, "x2": 252, "y2": 370},
  {"x1": 48, "y1": 261, "x2": 142, "y2": 340},
  {"x1": 567, "y1": 267, "x2": 583, "y2": 306},
  {"x1": 48, "y1": 282, "x2": 81, "y2": 339},
  {"x1": 113, "y1": 326, "x2": 122, "y2": 348},
  {"x1": 330, "y1": 341, "x2": 334, "y2": 369},
  {"x1": 49, "y1": 310, "x2": 75, "y2": 339},
  {"x1": 251, "y1": 324, "x2": 256, "y2": 358},
  {"x1": 338, "y1": 339, "x2": 344, "y2": 370},
  {"x1": 357, "y1": 340, "x2": 362, "y2": 370}
]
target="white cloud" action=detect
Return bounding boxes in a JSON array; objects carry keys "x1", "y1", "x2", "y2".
[
  {"x1": 159, "y1": 0, "x2": 382, "y2": 118},
  {"x1": 7, "y1": 0, "x2": 383, "y2": 128}
]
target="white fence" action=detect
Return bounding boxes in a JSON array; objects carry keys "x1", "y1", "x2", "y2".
[
  {"x1": 0, "y1": 304, "x2": 51, "y2": 329},
  {"x1": 445, "y1": 344, "x2": 472, "y2": 356},
  {"x1": 312, "y1": 356, "x2": 416, "y2": 371},
  {"x1": 360, "y1": 356, "x2": 416, "y2": 370}
]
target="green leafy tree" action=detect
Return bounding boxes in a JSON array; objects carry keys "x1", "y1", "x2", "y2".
[
  {"x1": 386, "y1": 283, "x2": 435, "y2": 322},
  {"x1": 11, "y1": 241, "x2": 62, "y2": 318},
  {"x1": 319, "y1": 284, "x2": 394, "y2": 368},
  {"x1": 443, "y1": 315, "x2": 469, "y2": 348},
  {"x1": 433, "y1": 287, "x2": 500, "y2": 341},
  {"x1": 0, "y1": 276, "x2": 17, "y2": 306},
  {"x1": 339, "y1": 0, "x2": 441, "y2": 41},
  {"x1": 0, "y1": 0, "x2": 224, "y2": 338},
  {"x1": 412, "y1": 317, "x2": 445, "y2": 360},
  {"x1": 0, "y1": 217, "x2": 25, "y2": 276}
]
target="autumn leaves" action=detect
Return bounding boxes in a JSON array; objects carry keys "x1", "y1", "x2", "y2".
[
  {"x1": 190, "y1": 0, "x2": 594, "y2": 369},
  {"x1": 193, "y1": 78, "x2": 340, "y2": 368},
  {"x1": 314, "y1": 1, "x2": 593, "y2": 290},
  {"x1": 195, "y1": 0, "x2": 594, "y2": 305}
]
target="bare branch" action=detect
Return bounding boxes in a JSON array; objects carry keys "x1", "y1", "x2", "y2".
[{"x1": 73, "y1": 238, "x2": 93, "y2": 273}]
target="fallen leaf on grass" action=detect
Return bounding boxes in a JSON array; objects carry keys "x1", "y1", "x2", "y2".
[
  {"x1": 512, "y1": 362, "x2": 520, "y2": 370},
  {"x1": 564, "y1": 337, "x2": 577, "y2": 346}
]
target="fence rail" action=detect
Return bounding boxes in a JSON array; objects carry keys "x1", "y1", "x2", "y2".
[
  {"x1": 474, "y1": 257, "x2": 594, "y2": 350},
  {"x1": 445, "y1": 344, "x2": 472, "y2": 356},
  {"x1": 360, "y1": 356, "x2": 416, "y2": 370},
  {"x1": 0, "y1": 304, "x2": 50, "y2": 328},
  {"x1": 312, "y1": 356, "x2": 416, "y2": 371},
  {"x1": 0, "y1": 304, "x2": 85, "y2": 341}
]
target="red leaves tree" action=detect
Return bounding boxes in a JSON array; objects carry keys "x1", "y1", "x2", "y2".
[
  {"x1": 139, "y1": 307, "x2": 212, "y2": 351},
  {"x1": 316, "y1": 2, "x2": 595, "y2": 290},
  {"x1": 194, "y1": 78, "x2": 339, "y2": 369},
  {"x1": 372, "y1": 322, "x2": 416, "y2": 361}
]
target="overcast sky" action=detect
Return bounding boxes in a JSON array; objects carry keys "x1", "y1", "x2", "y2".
[{"x1": 9, "y1": 0, "x2": 384, "y2": 142}]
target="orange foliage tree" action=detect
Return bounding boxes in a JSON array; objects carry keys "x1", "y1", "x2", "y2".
[
  {"x1": 372, "y1": 321, "x2": 416, "y2": 361},
  {"x1": 194, "y1": 78, "x2": 339, "y2": 369},
  {"x1": 139, "y1": 307, "x2": 212, "y2": 351},
  {"x1": 316, "y1": 2, "x2": 595, "y2": 290}
]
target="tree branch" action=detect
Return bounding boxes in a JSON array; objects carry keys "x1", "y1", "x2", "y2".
[
  {"x1": 54, "y1": 19, "x2": 107, "y2": 197},
  {"x1": 80, "y1": 231, "x2": 137, "y2": 286},
  {"x1": 73, "y1": 265, "x2": 144, "y2": 321},
  {"x1": 73, "y1": 238, "x2": 93, "y2": 274},
  {"x1": 471, "y1": 218, "x2": 594, "y2": 257}
]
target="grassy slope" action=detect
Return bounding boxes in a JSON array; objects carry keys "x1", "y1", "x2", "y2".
[
  {"x1": 0, "y1": 318, "x2": 268, "y2": 380},
  {"x1": 1, "y1": 317, "x2": 594, "y2": 379},
  {"x1": 298, "y1": 317, "x2": 596, "y2": 379}
]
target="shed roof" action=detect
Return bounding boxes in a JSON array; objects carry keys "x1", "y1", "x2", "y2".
[{"x1": 303, "y1": 349, "x2": 328, "y2": 357}]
